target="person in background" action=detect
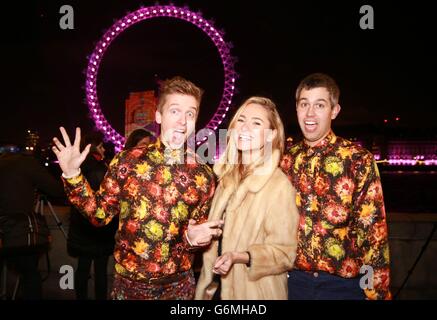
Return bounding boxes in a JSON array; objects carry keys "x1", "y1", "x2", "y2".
[
  {"x1": 0, "y1": 146, "x2": 64, "y2": 299},
  {"x1": 124, "y1": 128, "x2": 155, "y2": 150},
  {"x1": 67, "y1": 131, "x2": 118, "y2": 300}
]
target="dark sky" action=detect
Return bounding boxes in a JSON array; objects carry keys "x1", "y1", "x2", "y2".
[{"x1": 1, "y1": 0, "x2": 435, "y2": 146}]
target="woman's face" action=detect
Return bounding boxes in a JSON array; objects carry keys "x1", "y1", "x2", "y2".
[
  {"x1": 96, "y1": 143, "x2": 105, "y2": 159},
  {"x1": 232, "y1": 103, "x2": 273, "y2": 152},
  {"x1": 137, "y1": 136, "x2": 151, "y2": 147}
]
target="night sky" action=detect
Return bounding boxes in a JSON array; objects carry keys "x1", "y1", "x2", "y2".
[{"x1": 1, "y1": 0, "x2": 435, "y2": 147}]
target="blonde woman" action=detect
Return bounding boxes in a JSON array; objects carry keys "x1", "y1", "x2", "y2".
[{"x1": 195, "y1": 97, "x2": 299, "y2": 300}]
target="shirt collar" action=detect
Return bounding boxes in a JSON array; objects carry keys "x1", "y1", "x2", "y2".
[
  {"x1": 301, "y1": 130, "x2": 337, "y2": 156},
  {"x1": 155, "y1": 138, "x2": 198, "y2": 165}
]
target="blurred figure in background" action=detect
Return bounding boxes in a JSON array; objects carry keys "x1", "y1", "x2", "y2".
[
  {"x1": 67, "y1": 132, "x2": 118, "y2": 300},
  {"x1": 124, "y1": 128, "x2": 155, "y2": 150},
  {"x1": 0, "y1": 145, "x2": 64, "y2": 299}
]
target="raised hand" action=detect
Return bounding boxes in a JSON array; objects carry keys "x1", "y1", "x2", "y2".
[
  {"x1": 187, "y1": 219, "x2": 224, "y2": 247},
  {"x1": 52, "y1": 127, "x2": 91, "y2": 176}
]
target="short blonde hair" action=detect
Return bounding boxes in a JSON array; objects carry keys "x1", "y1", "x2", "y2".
[{"x1": 156, "y1": 76, "x2": 204, "y2": 113}]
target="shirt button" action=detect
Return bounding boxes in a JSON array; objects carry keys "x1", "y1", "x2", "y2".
[{"x1": 313, "y1": 272, "x2": 319, "y2": 278}]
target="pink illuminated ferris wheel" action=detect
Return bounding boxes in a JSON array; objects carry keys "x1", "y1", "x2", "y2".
[{"x1": 85, "y1": 5, "x2": 238, "y2": 150}]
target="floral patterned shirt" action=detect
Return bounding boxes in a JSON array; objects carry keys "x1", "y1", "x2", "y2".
[
  {"x1": 281, "y1": 131, "x2": 391, "y2": 300},
  {"x1": 63, "y1": 140, "x2": 215, "y2": 282}
]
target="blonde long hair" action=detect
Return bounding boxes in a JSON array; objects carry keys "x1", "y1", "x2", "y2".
[{"x1": 216, "y1": 96, "x2": 285, "y2": 188}]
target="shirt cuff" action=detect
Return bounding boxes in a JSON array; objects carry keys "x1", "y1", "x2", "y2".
[
  {"x1": 184, "y1": 229, "x2": 195, "y2": 247},
  {"x1": 62, "y1": 168, "x2": 81, "y2": 179}
]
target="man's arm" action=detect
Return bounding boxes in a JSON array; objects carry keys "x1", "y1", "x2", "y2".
[
  {"x1": 63, "y1": 153, "x2": 123, "y2": 227},
  {"x1": 353, "y1": 152, "x2": 391, "y2": 300},
  {"x1": 183, "y1": 167, "x2": 221, "y2": 249}
]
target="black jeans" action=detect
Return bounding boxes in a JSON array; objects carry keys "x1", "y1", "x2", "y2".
[
  {"x1": 75, "y1": 255, "x2": 109, "y2": 300},
  {"x1": 288, "y1": 270, "x2": 366, "y2": 300}
]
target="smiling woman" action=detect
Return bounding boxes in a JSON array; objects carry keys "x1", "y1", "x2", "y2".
[
  {"x1": 84, "y1": 5, "x2": 237, "y2": 151},
  {"x1": 195, "y1": 96, "x2": 299, "y2": 300}
]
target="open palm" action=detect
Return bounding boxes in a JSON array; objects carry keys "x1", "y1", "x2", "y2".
[{"x1": 52, "y1": 127, "x2": 91, "y2": 176}]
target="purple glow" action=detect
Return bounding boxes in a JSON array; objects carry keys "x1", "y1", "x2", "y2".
[
  {"x1": 85, "y1": 5, "x2": 237, "y2": 147},
  {"x1": 425, "y1": 160, "x2": 437, "y2": 165},
  {"x1": 385, "y1": 141, "x2": 437, "y2": 166},
  {"x1": 385, "y1": 158, "x2": 437, "y2": 166}
]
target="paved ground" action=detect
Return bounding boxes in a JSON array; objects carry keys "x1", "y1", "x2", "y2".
[
  {"x1": 1, "y1": 205, "x2": 115, "y2": 300},
  {"x1": 1, "y1": 206, "x2": 437, "y2": 300}
]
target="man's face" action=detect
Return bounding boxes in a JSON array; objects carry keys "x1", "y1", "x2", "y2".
[
  {"x1": 155, "y1": 93, "x2": 198, "y2": 149},
  {"x1": 296, "y1": 87, "x2": 341, "y2": 147}
]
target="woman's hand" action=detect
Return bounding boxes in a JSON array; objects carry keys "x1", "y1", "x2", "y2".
[{"x1": 213, "y1": 251, "x2": 250, "y2": 276}]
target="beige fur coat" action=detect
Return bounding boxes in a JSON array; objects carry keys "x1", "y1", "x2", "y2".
[{"x1": 195, "y1": 150, "x2": 299, "y2": 300}]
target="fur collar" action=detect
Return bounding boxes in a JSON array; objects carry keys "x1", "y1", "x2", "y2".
[{"x1": 212, "y1": 149, "x2": 281, "y2": 213}]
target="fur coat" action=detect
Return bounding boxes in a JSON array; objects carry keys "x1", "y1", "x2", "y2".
[{"x1": 195, "y1": 150, "x2": 299, "y2": 300}]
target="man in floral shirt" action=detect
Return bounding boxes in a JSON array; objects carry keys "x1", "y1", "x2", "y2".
[
  {"x1": 281, "y1": 73, "x2": 391, "y2": 300},
  {"x1": 52, "y1": 77, "x2": 223, "y2": 299}
]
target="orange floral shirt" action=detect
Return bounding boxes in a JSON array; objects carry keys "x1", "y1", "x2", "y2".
[
  {"x1": 281, "y1": 131, "x2": 391, "y2": 300},
  {"x1": 63, "y1": 140, "x2": 215, "y2": 282}
]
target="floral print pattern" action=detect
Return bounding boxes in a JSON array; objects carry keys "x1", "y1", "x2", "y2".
[
  {"x1": 281, "y1": 131, "x2": 391, "y2": 300},
  {"x1": 63, "y1": 140, "x2": 215, "y2": 285}
]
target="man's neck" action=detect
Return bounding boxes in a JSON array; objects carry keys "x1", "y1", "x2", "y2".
[
  {"x1": 160, "y1": 136, "x2": 185, "y2": 151},
  {"x1": 304, "y1": 130, "x2": 333, "y2": 148}
]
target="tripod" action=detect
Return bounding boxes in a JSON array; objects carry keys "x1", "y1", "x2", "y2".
[
  {"x1": 2, "y1": 196, "x2": 69, "y2": 300},
  {"x1": 35, "y1": 195, "x2": 68, "y2": 240}
]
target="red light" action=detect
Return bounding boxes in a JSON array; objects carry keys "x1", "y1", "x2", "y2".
[
  {"x1": 384, "y1": 119, "x2": 388, "y2": 123},
  {"x1": 395, "y1": 117, "x2": 400, "y2": 121}
]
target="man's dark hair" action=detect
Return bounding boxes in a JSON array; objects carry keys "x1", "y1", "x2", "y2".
[{"x1": 295, "y1": 73, "x2": 340, "y2": 108}]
